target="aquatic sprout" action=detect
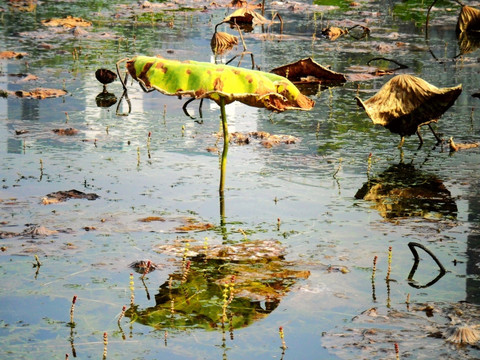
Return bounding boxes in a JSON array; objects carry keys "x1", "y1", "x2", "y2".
[
  {"x1": 69, "y1": 295, "x2": 77, "y2": 326},
  {"x1": 386, "y1": 246, "x2": 392, "y2": 282},
  {"x1": 118, "y1": 305, "x2": 126, "y2": 325},
  {"x1": 102, "y1": 332, "x2": 108, "y2": 359},
  {"x1": 395, "y1": 343, "x2": 400, "y2": 360},
  {"x1": 279, "y1": 326, "x2": 287, "y2": 350},
  {"x1": 129, "y1": 273, "x2": 135, "y2": 306},
  {"x1": 356, "y1": 74, "x2": 462, "y2": 148}
]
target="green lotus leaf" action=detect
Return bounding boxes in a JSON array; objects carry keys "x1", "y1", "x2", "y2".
[{"x1": 125, "y1": 55, "x2": 314, "y2": 112}]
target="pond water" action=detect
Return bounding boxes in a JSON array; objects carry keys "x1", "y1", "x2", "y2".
[{"x1": 1, "y1": 0, "x2": 480, "y2": 359}]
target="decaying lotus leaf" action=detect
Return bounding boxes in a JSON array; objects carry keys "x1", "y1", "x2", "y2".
[
  {"x1": 456, "y1": 5, "x2": 480, "y2": 33},
  {"x1": 125, "y1": 55, "x2": 314, "y2": 112},
  {"x1": 41, "y1": 15, "x2": 92, "y2": 28},
  {"x1": 211, "y1": 31, "x2": 238, "y2": 55},
  {"x1": 356, "y1": 74, "x2": 462, "y2": 144},
  {"x1": 270, "y1": 57, "x2": 347, "y2": 86}
]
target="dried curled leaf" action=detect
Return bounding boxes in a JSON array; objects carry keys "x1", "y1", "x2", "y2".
[
  {"x1": 355, "y1": 74, "x2": 462, "y2": 137},
  {"x1": 270, "y1": 57, "x2": 347, "y2": 86},
  {"x1": 322, "y1": 26, "x2": 348, "y2": 41},
  {"x1": 456, "y1": 5, "x2": 480, "y2": 33},
  {"x1": 125, "y1": 55, "x2": 314, "y2": 112},
  {"x1": 211, "y1": 31, "x2": 238, "y2": 55},
  {"x1": 41, "y1": 15, "x2": 92, "y2": 28}
]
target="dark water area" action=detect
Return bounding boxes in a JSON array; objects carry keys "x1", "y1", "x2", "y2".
[{"x1": 1, "y1": 0, "x2": 480, "y2": 359}]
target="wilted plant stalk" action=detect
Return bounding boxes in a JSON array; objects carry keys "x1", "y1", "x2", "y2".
[
  {"x1": 147, "y1": 132, "x2": 151, "y2": 159},
  {"x1": 34, "y1": 254, "x2": 42, "y2": 268},
  {"x1": 136, "y1": 146, "x2": 140, "y2": 166}
]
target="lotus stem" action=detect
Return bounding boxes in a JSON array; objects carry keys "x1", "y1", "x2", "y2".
[
  {"x1": 33, "y1": 254, "x2": 41, "y2": 268},
  {"x1": 219, "y1": 96, "x2": 229, "y2": 194},
  {"x1": 406, "y1": 293, "x2": 410, "y2": 311},
  {"x1": 136, "y1": 146, "x2": 140, "y2": 166}
]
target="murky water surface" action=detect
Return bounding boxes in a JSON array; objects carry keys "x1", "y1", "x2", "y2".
[{"x1": 1, "y1": 0, "x2": 480, "y2": 359}]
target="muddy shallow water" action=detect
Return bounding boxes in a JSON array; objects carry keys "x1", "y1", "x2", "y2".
[{"x1": 1, "y1": 0, "x2": 480, "y2": 359}]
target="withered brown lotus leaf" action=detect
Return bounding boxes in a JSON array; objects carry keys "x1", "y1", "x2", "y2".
[
  {"x1": 223, "y1": 6, "x2": 269, "y2": 27},
  {"x1": 456, "y1": 5, "x2": 480, "y2": 33},
  {"x1": 270, "y1": 57, "x2": 347, "y2": 86},
  {"x1": 356, "y1": 74, "x2": 462, "y2": 144},
  {"x1": 0, "y1": 51, "x2": 28, "y2": 59},
  {"x1": 210, "y1": 31, "x2": 238, "y2": 55},
  {"x1": 457, "y1": 30, "x2": 480, "y2": 55}
]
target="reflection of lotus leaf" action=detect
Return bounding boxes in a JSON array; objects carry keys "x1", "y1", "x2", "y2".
[
  {"x1": 125, "y1": 56, "x2": 314, "y2": 112},
  {"x1": 210, "y1": 31, "x2": 238, "y2": 55},
  {"x1": 355, "y1": 163, "x2": 457, "y2": 220},
  {"x1": 323, "y1": 302, "x2": 480, "y2": 358},
  {"x1": 356, "y1": 74, "x2": 461, "y2": 143},
  {"x1": 127, "y1": 240, "x2": 310, "y2": 331}
]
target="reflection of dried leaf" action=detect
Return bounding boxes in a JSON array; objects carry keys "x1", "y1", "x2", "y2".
[
  {"x1": 0, "y1": 51, "x2": 28, "y2": 59},
  {"x1": 456, "y1": 5, "x2": 480, "y2": 33},
  {"x1": 41, "y1": 16, "x2": 92, "y2": 28},
  {"x1": 355, "y1": 163, "x2": 457, "y2": 220},
  {"x1": 42, "y1": 189, "x2": 100, "y2": 204},
  {"x1": 52, "y1": 128, "x2": 78, "y2": 136},
  {"x1": 322, "y1": 26, "x2": 348, "y2": 41},
  {"x1": 14, "y1": 88, "x2": 67, "y2": 99},
  {"x1": 211, "y1": 31, "x2": 238, "y2": 55},
  {"x1": 356, "y1": 74, "x2": 462, "y2": 139},
  {"x1": 270, "y1": 57, "x2": 347, "y2": 86}
]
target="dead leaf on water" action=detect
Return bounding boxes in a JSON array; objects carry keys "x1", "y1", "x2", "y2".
[
  {"x1": 322, "y1": 26, "x2": 348, "y2": 41},
  {"x1": 41, "y1": 15, "x2": 92, "y2": 28},
  {"x1": 52, "y1": 128, "x2": 78, "y2": 136},
  {"x1": 138, "y1": 216, "x2": 166, "y2": 222},
  {"x1": 175, "y1": 220, "x2": 215, "y2": 232},
  {"x1": 14, "y1": 88, "x2": 67, "y2": 99}
]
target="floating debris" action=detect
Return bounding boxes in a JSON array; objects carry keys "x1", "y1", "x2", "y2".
[
  {"x1": 448, "y1": 137, "x2": 479, "y2": 152},
  {"x1": 0, "y1": 51, "x2": 28, "y2": 59},
  {"x1": 41, "y1": 16, "x2": 92, "y2": 28},
  {"x1": 42, "y1": 189, "x2": 100, "y2": 204}
]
